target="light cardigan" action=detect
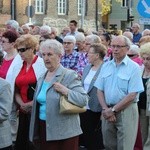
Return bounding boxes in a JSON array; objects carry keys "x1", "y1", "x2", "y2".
[
  {"x1": 6, "y1": 54, "x2": 47, "y2": 96},
  {"x1": 5, "y1": 54, "x2": 23, "y2": 95}
]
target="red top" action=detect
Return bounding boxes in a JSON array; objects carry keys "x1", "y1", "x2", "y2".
[
  {"x1": 0, "y1": 58, "x2": 14, "y2": 79},
  {"x1": 15, "y1": 56, "x2": 38, "y2": 103}
]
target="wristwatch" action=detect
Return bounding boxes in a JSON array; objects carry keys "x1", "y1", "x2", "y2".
[{"x1": 111, "y1": 107, "x2": 117, "y2": 113}]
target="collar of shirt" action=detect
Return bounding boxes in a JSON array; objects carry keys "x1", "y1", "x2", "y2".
[{"x1": 111, "y1": 55, "x2": 129, "y2": 66}]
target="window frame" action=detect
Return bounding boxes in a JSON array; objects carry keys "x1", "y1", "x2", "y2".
[
  {"x1": 57, "y1": 0, "x2": 67, "y2": 15},
  {"x1": 121, "y1": 0, "x2": 128, "y2": 8},
  {"x1": 35, "y1": 0, "x2": 45, "y2": 14},
  {"x1": 78, "y1": 0, "x2": 82, "y2": 16}
]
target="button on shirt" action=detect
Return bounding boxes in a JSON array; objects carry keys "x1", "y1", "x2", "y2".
[{"x1": 94, "y1": 56, "x2": 144, "y2": 105}]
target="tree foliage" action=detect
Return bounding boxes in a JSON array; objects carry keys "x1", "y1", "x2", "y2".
[{"x1": 100, "y1": 0, "x2": 122, "y2": 16}]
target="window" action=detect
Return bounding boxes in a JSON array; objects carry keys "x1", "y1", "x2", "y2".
[
  {"x1": 122, "y1": 0, "x2": 127, "y2": 7},
  {"x1": 57, "y1": 0, "x2": 66, "y2": 15},
  {"x1": 78, "y1": 0, "x2": 86, "y2": 16},
  {"x1": 78, "y1": 0, "x2": 82, "y2": 15},
  {"x1": 35, "y1": 0, "x2": 45, "y2": 14}
]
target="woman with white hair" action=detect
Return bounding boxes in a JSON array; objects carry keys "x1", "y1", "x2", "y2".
[
  {"x1": 61, "y1": 35, "x2": 80, "y2": 72},
  {"x1": 29, "y1": 39, "x2": 88, "y2": 150},
  {"x1": 85, "y1": 35, "x2": 101, "y2": 52},
  {"x1": 75, "y1": 33, "x2": 88, "y2": 75},
  {"x1": 127, "y1": 45, "x2": 143, "y2": 66},
  {"x1": 5, "y1": 20, "x2": 19, "y2": 32},
  {"x1": 138, "y1": 42, "x2": 150, "y2": 150}
]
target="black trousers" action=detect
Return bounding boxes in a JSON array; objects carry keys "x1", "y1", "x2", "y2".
[
  {"x1": 15, "y1": 112, "x2": 36, "y2": 150},
  {"x1": 0, "y1": 146, "x2": 12, "y2": 150},
  {"x1": 79, "y1": 110, "x2": 104, "y2": 150}
]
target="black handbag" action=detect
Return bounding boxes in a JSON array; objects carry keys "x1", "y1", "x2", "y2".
[{"x1": 27, "y1": 83, "x2": 36, "y2": 100}]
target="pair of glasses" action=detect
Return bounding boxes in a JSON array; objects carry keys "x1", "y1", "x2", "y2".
[
  {"x1": 85, "y1": 43, "x2": 91, "y2": 46},
  {"x1": 127, "y1": 54, "x2": 136, "y2": 57},
  {"x1": 63, "y1": 42, "x2": 72, "y2": 45},
  {"x1": 1, "y1": 40, "x2": 9, "y2": 44},
  {"x1": 110, "y1": 45, "x2": 127, "y2": 49},
  {"x1": 17, "y1": 47, "x2": 31, "y2": 52}
]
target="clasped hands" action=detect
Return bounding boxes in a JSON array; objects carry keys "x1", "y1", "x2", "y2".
[
  {"x1": 20, "y1": 102, "x2": 32, "y2": 113},
  {"x1": 102, "y1": 108, "x2": 116, "y2": 122}
]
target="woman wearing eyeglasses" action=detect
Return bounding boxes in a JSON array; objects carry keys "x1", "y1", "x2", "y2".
[
  {"x1": 14, "y1": 34, "x2": 46, "y2": 150},
  {"x1": 80, "y1": 43, "x2": 106, "y2": 150},
  {"x1": 0, "y1": 30, "x2": 23, "y2": 146}
]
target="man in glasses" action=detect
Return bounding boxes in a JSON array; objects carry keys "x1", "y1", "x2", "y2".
[{"x1": 95, "y1": 35, "x2": 144, "y2": 150}]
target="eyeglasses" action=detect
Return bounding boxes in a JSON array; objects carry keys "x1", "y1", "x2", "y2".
[
  {"x1": 1, "y1": 40, "x2": 9, "y2": 44},
  {"x1": 63, "y1": 42, "x2": 72, "y2": 45},
  {"x1": 85, "y1": 43, "x2": 91, "y2": 46},
  {"x1": 110, "y1": 45, "x2": 127, "y2": 49},
  {"x1": 17, "y1": 47, "x2": 31, "y2": 53},
  {"x1": 141, "y1": 57, "x2": 150, "y2": 61},
  {"x1": 127, "y1": 54, "x2": 136, "y2": 57}
]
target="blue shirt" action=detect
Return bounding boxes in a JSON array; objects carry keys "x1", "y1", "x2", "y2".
[
  {"x1": 36, "y1": 81, "x2": 50, "y2": 120},
  {"x1": 133, "y1": 32, "x2": 142, "y2": 44},
  {"x1": 94, "y1": 56, "x2": 144, "y2": 105}
]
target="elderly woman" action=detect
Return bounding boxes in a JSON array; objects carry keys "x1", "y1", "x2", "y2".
[
  {"x1": 127, "y1": 45, "x2": 143, "y2": 67},
  {"x1": 61, "y1": 35, "x2": 79, "y2": 72},
  {"x1": 29, "y1": 39, "x2": 88, "y2": 150},
  {"x1": 5, "y1": 20, "x2": 19, "y2": 32},
  {"x1": 14, "y1": 34, "x2": 46, "y2": 150},
  {"x1": 0, "y1": 52, "x2": 13, "y2": 150},
  {"x1": 139, "y1": 42, "x2": 150, "y2": 150},
  {"x1": 85, "y1": 35, "x2": 101, "y2": 52},
  {"x1": 80, "y1": 43, "x2": 106, "y2": 150},
  {"x1": 139, "y1": 36, "x2": 150, "y2": 47},
  {"x1": 75, "y1": 32, "x2": 88, "y2": 75}
]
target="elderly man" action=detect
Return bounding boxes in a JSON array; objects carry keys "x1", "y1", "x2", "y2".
[
  {"x1": 132, "y1": 23, "x2": 142, "y2": 44},
  {"x1": 95, "y1": 35, "x2": 144, "y2": 150}
]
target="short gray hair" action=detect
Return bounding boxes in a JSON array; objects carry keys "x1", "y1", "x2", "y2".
[
  {"x1": 40, "y1": 25, "x2": 51, "y2": 35},
  {"x1": 40, "y1": 39, "x2": 64, "y2": 55},
  {"x1": 113, "y1": 35, "x2": 132, "y2": 48},
  {"x1": 123, "y1": 35, "x2": 132, "y2": 48},
  {"x1": 63, "y1": 35, "x2": 76, "y2": 44},
  {"x1": 123, "y1": 31, "x2": 133, "y2": 41},
  {"x1": 85, "y1": 34, "x2": 101, "y2": 44},
  {"x1": 75, "y1": 32, "x2": 85, "y2": 42},
  {"x1": 129, "y1": 45, "x2": 140, "y2": 55},
  {"x1": 142, "y1": 29, "x2": 150, "y2": 36},
  {"x1": 6, "y1": 20, "x2": 19, "y2": 31}
]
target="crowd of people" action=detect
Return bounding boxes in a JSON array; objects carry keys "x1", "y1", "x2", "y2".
[{"x1": 0, "y1": 19, "x2": 150, "y2": 150}]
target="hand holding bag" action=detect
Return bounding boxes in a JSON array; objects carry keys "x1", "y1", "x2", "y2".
[{"x1": 58, "y1": 70, "x2": 86, "y2": 114}]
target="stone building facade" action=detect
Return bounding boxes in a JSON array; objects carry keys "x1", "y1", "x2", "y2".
[{"x1": 0, "y1": 0, "x2": 101, "y2": 32}]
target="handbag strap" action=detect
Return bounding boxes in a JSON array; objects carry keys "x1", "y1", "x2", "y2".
[{"x1": 57, "y1": 69, "x2": 66, "y2": 83}]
